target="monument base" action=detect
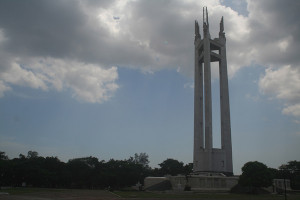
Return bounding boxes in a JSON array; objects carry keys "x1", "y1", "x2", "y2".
[
  {"x1": 191, "y1": 171, "x2": 234, "y2": 177},
  {"x1": 169, "y1": 174, "x2": 238, "y2": 192},
  {"x1": 144, "y1": 174, "x2": 238, "y2": 192}
]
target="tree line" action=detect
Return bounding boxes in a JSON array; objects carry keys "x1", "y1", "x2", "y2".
[
  {"x1": 1, "y1": 151, "x2": 299, "y2": 191},
  {"x1": 0, "y1": 151, "x2": 192, "y2": 189}
]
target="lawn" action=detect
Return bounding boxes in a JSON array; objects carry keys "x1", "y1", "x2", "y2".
[
  {"x1": 0, "y1": 187, "x2": 64, "y2": 195},
  {"x1": 0, "y1": 188, "x2": 118, "y2": 200},
  {"x1": 0, "y1": 188, "x2": 299, "y2": 200},
  {"x1": 113, "y1": 190, "x2": 300, "y2": 200}
]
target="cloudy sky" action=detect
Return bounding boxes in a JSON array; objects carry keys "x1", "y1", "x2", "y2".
[{"x1": 0, "y1": 0, "x2": 299, "y2": 174}]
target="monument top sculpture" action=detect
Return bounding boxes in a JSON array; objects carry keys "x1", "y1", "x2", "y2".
[{"x1": 203, "y1": 7, "x2": 209, "y2": 37}]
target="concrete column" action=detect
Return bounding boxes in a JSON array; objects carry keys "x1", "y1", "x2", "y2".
[
  {"x1": 203, "y1": 37, "x2": 212, "y2": 150},
  {"x1": 194, "y1": 43, "x2": 204, "y2": 170},
  {"x1": 219, "y1": 37, "x2": 233, "y2": 173}
]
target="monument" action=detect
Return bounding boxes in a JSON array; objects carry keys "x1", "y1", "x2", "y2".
[
  {"x1": 144, "y1": 7, "x2": 238, "y2": 191},
  {"x1": 193, "y1": 7, "x2": 233, "y2": 175}
]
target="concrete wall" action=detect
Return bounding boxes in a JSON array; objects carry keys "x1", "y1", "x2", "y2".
[
  {"x1": 168, "y1": 175, "x2": 238, "y2": 192},
  {"x1": 211, "y1": 148, "x2": 226, "y2": 172},
  {"x1": 144, "y1": 177, "x2": 168, "y2": 190},
  {"x1": 194, "y1": 148, "x2": 229, "y2": 173},
  {"x1": 273, "y1": 179, "x2": 292, "y2": 192}
]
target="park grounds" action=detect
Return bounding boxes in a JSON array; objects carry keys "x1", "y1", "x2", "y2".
[{"x1": 1, "y1": 187, "x2": 300, "y2": 200}]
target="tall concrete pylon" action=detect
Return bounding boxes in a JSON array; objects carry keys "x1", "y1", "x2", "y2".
[{"x1": 193, "y1": 7, "x2": 233, "y2": 175}]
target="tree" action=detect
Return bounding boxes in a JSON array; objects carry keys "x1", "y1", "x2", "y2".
[
  {"x1": 27, "y1": 151, "x2": 38, "y2": 159},
  {"x1": 67, "y1": 157, "x2": 97, "y2": 188},
  {"x1": 279, "y1": 160, "x2": 300, "y2": 190},
  {"x1": 268, "y1": 167, "x2": 279, "y2": 180},
  {"x1": 184, "y1": 163, "x2": 193, "y2": 175},
  {"x1": 69, "y1": 156, "x2": 99, "y2": 168},
  {"x1": 280, "y1": 160, "x2": 300, "y2": 174},
  {"x1": 0, "y1": 152, "x2": 11, "y2": 187},
  {"x1": 44, "y1": 157, "x2": 66, "y2": 188},
  {"x1": 239, "y1": 161, "x2": 272, "y2": 192},
  {"x1": 19, "y1": 154, "x2": 26, "y2": 160},
  {"x1": 0, "y1": 152, "x2": 8, "y2": 160},
  {"x1": 134, "y1": 153, "x2": 149, "y2": 168},
  {"x1": 159, "y1": 158, "x2": 185, "y2": 176}
]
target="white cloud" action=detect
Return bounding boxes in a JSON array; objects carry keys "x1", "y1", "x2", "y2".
[
  {"x1": 0, "y1": 0, "x2": 300, "y2": 109},
  {"x1": 64, "y1": 63, "x2": 119, "y2": 103},
  {"x1": 259, "y1": 65, "x2": 300, "y2": 117},
  {"x1": 0, "y1": 61, "x2": 48, "y2": 90},
  {"x1": 293, "y1": 120, "x2": 300, "y2": 124},
  {"x1": 282, "y1": 104, "x2": 300, "y2": 117},
  {"x1": 278, "y1": 36, "x2": 292, "y2": 53},
  {"x1": 245, "y1": 93, "x2": 259, "y2": 102},
  {"x1": 0, "y1": 0, "x2": 249, "y2": 100},
  {"x1": 184, "y1": 82, "x2": 194, "y2": 89},
  {"x1": 244, "y1": 0, "x2": 300, "y2": 119},
  {"x1": 0, "y1": 80, "x2": 11, "y2": 97},
  {"x1": 0, "y1": 58, "x2": 119, "y2": 103}
]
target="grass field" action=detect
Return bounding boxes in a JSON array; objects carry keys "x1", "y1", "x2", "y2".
[
  {"x1": 0, "y1": 188, "x2": 118, "y2": 200},
  {"x1": 0, "y1": 187, "x2": 65, "y2": 195},
  {"x1": 114, "y1": 190, "x2": 300, "y2": 200},
  {"x1": 0, "y1": 188, "x2": 299, "y2": 200}
]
